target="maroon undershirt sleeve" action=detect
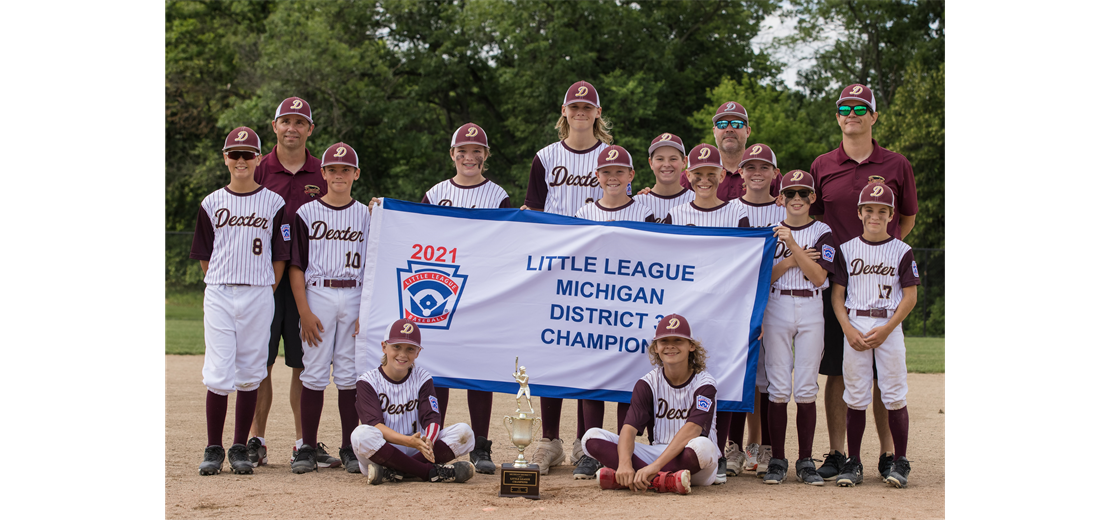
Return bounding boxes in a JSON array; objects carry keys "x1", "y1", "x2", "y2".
[
  {"x1": 290, "y1": 213, "x2": 311, "y2": 271},
  {"x1": 189, "y1": 206, "x2": 214, "y2": 261},
  {"x1": 498, "y1": 197, "x2": 513, "y2": 209},
  {"x1": 831, "y1": 243, "x2": 850, "y2": 287},
  {"x1": 271, "y1": 203, "x2": 290, "y2": 261},
  {"x1": 662, "y1": 214, "x2": 673, "y2": 225},
  {"x1": 815, "y1": 231, "x2": 836, "y2": 273},
  {"x1": 523, "y1": 155, "x2": 548, "y2": 210},
  {"x1": 355, "y1": 379, "x2": 384, "y2": 426},
  {"x1": 644, "y1": 214, "x2": 655, "y2": 223},
  {"x1": 685, "y1": 384, "x2": 717, "y2": 435},
  {"x1": 420, "y1": 193, "x2": 431, "y2": 204},
  {"x1": 738, "y1": 217, "x2": 750, "y2": 228},
  {"x1": 898, "y1": 249, "x2": 920, "y2": 288},
  {"x1": 417, "y1": 379, "x2": 442, "y2": 429},
  {"x1": 623, "y1": 380, "x2": 655, "y2": 436}
]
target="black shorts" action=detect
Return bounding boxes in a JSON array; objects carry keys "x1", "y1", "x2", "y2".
[
  {"x1": 818, "y1": 289, "x2": 879, "y2": 379},
  {"x1": 268, "y1": 274, "x2": 304, "y2": 369}
]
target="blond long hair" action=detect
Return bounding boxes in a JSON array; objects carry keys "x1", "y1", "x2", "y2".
[
  {"x1": 555, "y1": 114, "x2": 613, "y2": 144},
  {"x1": 646, "y1": 337, "x2": 708, "y2": 374}
]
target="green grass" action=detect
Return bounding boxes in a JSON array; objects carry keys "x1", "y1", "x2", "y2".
[{"x1": 905, "y1": 337, "x2": 945, "y2": 373}]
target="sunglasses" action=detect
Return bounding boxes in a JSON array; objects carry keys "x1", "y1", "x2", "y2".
[
  {"x1": 836, "y1": 105, "x2": 871, "y2": 116},
  {"x1": 226, "y1": 151, "x2": 257, "y2": 160},
  {"x1": 715, "y1": 120, "x2": 747, "y2": 129},
  {"x1": 782, "y1": 189, "x2": 813, "y2": 200}
]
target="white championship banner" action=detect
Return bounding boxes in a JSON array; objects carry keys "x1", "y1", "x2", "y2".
[{"x1": 355, "y1": 199, "x2": 775, "y2": 412}]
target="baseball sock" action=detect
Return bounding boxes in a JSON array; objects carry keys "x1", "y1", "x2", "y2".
[
  {"x1": 582, "y1": 400, "x2": 606, "y2": 434},
  {"x1": 338, "y1": 389, "x2": 357, "y2": 449},
  {"x1": 659, "y1": 447, "x2": 702, "y2": 474},
  {"x1": 540, "y1": 397, "x2": 563, "y2": 439},
  {"x1": 796, "y1": 402, "x2": 816, "y2": 460},
  {"x1": 370, "y1": 443, "x2": 434, "y2": 481},
  {"x1": 232, "y1": 389, "x2": 257, "y2": 445},
  {"x1": 887, "y1": 406, "x2": 909, "y2": 460},
  {"x1": 467, "y1": 390, "x2": 493, "y2": 438},
  {"x1": 760, "y1": 391, "x2": 771, "y2": 446},
  {"x1": 585, "y1": 438, "x2": 648, "y2": 470},
  {"x1": 730, "y1": 412, "x2": 745, "y2": 446},
  {"x1": 768, "y1": 401, "x2": 788, "y2": 459},
  {"x1": 715, "y1": 411, "x2": 732, "y2": 456},
  {"x1": 206, "y1": 390, "x2": 228, "y2": 447},
  {"x1": 300, "y1": 387, "x2": 324, "y2": 449},
  {"x1": 435, "y1": 387, "x2": 451, "y2": 422},
  {"x1": 616, "y1": 402, "x2": 630, "y2": 430},
  {"x1": 846, "y1": 408, "x2": 867, "y2": 459},
  {"x1": 576, "y1": 400, "x2": 586, "y2": 439}
]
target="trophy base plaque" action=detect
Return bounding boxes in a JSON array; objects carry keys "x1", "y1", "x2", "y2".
[{"x1": 499, "y1": 463, "x2": 541, "y2": 500}]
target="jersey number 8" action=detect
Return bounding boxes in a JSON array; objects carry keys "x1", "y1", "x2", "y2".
[{"x1": 252, "y1": 238, "x2": 263, "y2": 255}]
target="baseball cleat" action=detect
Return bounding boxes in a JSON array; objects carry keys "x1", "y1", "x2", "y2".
[
  {"x1": 818, "y1": 450, "x2": 847, "y2": 481},
  {"x1": 315, "y1": 442, "x2": 342, "y2": 468},
  {"x1": 742, "y1": 442, "x2": 760, "y2": 471},
  {"x1": 763, "y1": 458, "x2": 788, "y2": 484},
  {"x1": 199, "y1": 445, "x2": 225, "y2": 476},
  {"x1": 878, "y1": 452, "x2": 894, "y2": 479},
  {"x1": 366, "y1": 461, "x2": 403, "y2": 485},
  {"x1": 430, "y1": 461, "x2": 475, "y2": 483},
  {"x1": 724, "y1": 441, "x2": 742, "y2": 476},
  {"x1": 653, "y1": 470, "x2": 692, "y2": 495},
  {"x1": 227, "y1": 443, "x2": 253, "y2": 475},
  {"x1": 246, "y1": 437, "x2": 267, "y2": 467},
  {"x1": 836, "y1": 456, "x2": 863, "y2": 487},
  {"x1": 884, "y1": 456, "x2": 911, "y2": 488},
  {"x1": 755, "y1": 445, "x2": 772, "y2": 476},
  {"x1": 291, "y1": 445, "x2": 318, "y2": 474},
  {"x1": 573, "y1": 455, "x2": 603, "y2": 480},
  {"x1": 530, "y1": 438, "x2": 565, "y2": 475},
  {"x1": 571, "y1": 437, "x2": 584, "y2": 465},
  {"x1": 339, "y1": 446, "x2": 360, "y2": 474},
  {"x1": 713, "y1": 456, "x2": 727, "y2": 484},
  {"x1": 470, "y1": 436, "x2": 496, "y2": 475},
  {"x1": 598, "y1": 467, "x2": 623, "y2": 490},
  {"x1": 795, "y1": 458, "x2": 824, "y2": 486}
]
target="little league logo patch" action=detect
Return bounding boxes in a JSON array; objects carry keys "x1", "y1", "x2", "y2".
[
  {"x1": 822, "y1": 244, "x2": 835, "y2": 262},
  {"x1": 281, "y1": 224, "x2": 291, "y2": 241},
  {"x1": 696, "y1": 395, "x2": 712, "y2": 412},
  {"x1": 429, "y1": 396, "x2": 440, "y2": 413},
  {"x1": 912, "y1": 260, "x2": 919, "y2": 278},
  {"x1": 396, "y1": 260, "x2": 469, "y2": 330}
]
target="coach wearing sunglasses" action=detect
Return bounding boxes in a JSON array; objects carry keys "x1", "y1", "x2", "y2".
[
  {"x1": 679, "y1": 101, "x2": 778, "y2": 200},
  {"x1": 808, "y1": 83, "x2": 918, "y2": 482}
]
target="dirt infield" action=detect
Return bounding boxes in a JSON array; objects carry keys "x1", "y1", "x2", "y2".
[{"x1": 166, "y1": 355, "x2": 944, "y2": 519}]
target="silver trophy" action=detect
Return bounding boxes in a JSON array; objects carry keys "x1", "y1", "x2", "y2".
[{"x1": 503, "y1": 357, "x2": 541, "y2": 468}]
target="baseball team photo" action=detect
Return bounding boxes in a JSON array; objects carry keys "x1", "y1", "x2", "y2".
[{"x1": 164, "y1": 1, "x2": 945, "y2": 518}]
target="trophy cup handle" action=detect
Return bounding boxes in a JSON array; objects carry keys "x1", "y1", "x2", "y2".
[
  {"x1": 503, "y1": 415, "x2": 514, "y2": 436},
  {"x1": 532, "y1": 417, "x2": 542, "y2": 438}
]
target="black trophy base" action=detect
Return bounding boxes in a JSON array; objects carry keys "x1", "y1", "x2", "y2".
[{"x1": 499, "y1": 463, "x2": 541, "y2": 500}]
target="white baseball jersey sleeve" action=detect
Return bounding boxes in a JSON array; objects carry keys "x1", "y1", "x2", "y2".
[
  {"x1": 772, "y1": 219, "x2": 837, "y2": 291},
  {"x1": 574, "y1": 199, "x2": 655, "y2": 222},
  {"x1": 291, "y1": 199, "x2": 371, "y2": 286},
  {"x1": 190, "y1": 186, "x2": 289, "y2": 286},
  {"x1": 662, "y1": 199, "x2": 750, "y2": 227},
  {"x1": 739, "y1": 199, "x2": 787, "y2": 228},
  {"x1": 524, "y1": 141, "x2": 609, "y2": 216},
  {"x1": 355, "y1": 365, "x2": 442, "y2": 435},
  {"x1": 831, "y1": 236, "x2": 920, "y2": 311},
  {"x1": 421, "y1": 178, "x2": 512, "y2": 209},
  {"x1": 624, "y1": 367, "x2": 718, "y2": 447},
  {"x1": 633, "y1": 189, "x2": 696, "y2": 223}
]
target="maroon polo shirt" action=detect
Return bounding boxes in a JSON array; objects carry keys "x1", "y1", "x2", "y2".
[
  {"x1": 809, "y1": 139, "x2": 918, "y2": 244},
  {"x1": 254, "y1": 146, "x2": 326, "y2": 217},
  {"x1": 679, "y1": 167, "x2": 780, "y2": 201}
]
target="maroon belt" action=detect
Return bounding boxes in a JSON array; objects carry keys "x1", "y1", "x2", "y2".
[
  {"x1": 314, "y1": 279, "x2": 359, "y2": 288},
  {"x1": 773, "y1": 288, "x2": 819, "y2": 298},
  {"x1": 855, "y1": 309, "x2": 889, "y2": 318}
]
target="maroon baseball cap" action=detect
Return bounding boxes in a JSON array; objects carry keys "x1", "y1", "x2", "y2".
[
  {"x1": 654, "y1": 314, "x2": 693, "y2": 341},
  {"x1": 686, "y1": 143, "x2": 723, "y2": 171},
  {"x1": 387, "y1": 319, "x2": 422, "y2": 348},
  {"x1": 450, "y1": 123, "x2": 489, "y2": 148},
  {"x1": 223, "y1": 127, "x2": 261, "y2": 153},
  {"x1": 648, "y1": 133, "x2": 685, "y2": 157},
  {"x1": 597, "y1": 145, "x2": 633, "y2": 170},
  {"x1": 779, "y1": 170, "x2": 815, "y2": 191},
  {"x1": 713, "y1": 101, "x2": 748, "y2": 123},
  {"x1": 858, "y1": 181, "x2": 895, "y2": 208},
  {"x1": 274, "y1": 96, "x2": 313, "y2": 124},
  {"x1": 739, "y1": 143, "x2": 777, "y2": 168},
  {"x1": 321, "y1": 142, "x2": 359, "y2": 168},
  {"x1": 563, "y1": 80, "x2": 601, "y2": 108},
  {"x1": 837, "y1": 84, "x2": 876, "y2": 112}
]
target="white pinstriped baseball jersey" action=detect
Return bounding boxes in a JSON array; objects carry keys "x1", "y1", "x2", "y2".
[
  {"x1": 291, "y1": 199, "x2": 371, "y2": 285},
  {"x1": 832, "y1": 236, "x2": 920, "y2": 311},
  {"x1": 628, "y1": 368, "x2": 718, "y2": 447},
  {"x1": 662, "y1": 199, "x2": 750, "y2": 227},
  {"x1": 574, "y1": 199, "x2": 655, "y2": 222},
  {"x1": 772, "y1": 219, "x2": 836, "y2": 291},
  {"x1": 357, "y1": 365, "x2": 437, "y2": 435},
  {"x1": 527, "y1": 141, "x2": 609, "y2": 216},
  {"x1": 422, "y1": 178, "x2": 511, "y2": 209},
  {"x1": 633, "y1": 189, "x2": 695, "y2": 224},
  {"x1": 193, "y1": 187, "x2": 288, "y2": 286},
  {"x1": 739, "y1": 199, "x2": 786, "y2": 228}
]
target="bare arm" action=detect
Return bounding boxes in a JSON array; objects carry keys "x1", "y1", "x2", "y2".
[
  {"x1": 832, "y1": 283, "x2": 868, "y2": 352},
  {"x1": 614, "y1": 423, "x2": 642, "y2": 489},
  {"x1": 200, "y1": 260, "x2": 209, "y2": 275},
  {"x1": 290, "y1": 266, "x2": 323, "y2": 347},
  {"x1": 373, "y1": 423, "x2": 433, "y2": 460},
  {"x1": 769, "y1": 254, "x2": 796, "y2": 284},
  {"x1": 861, "y1": 286, "x2": 917, "y2": 348},
  {"x1": 271, "y1": 260, "x2": 285, "y2": 291},
  {"x1": 898, "y1": 214, "x2": 916, "y2": 239},
  {"x1": 631, "y1": 421, "x2": 703, "y2": 490}
]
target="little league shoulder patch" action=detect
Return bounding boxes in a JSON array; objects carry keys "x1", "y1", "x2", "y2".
[
  {"x1": 281, "y1": 224, "x2": 291, "y2": 241},
  {"x1": 696, "y1": 395, "x2": 712, "y2": 412},
  {"x1": 821, "y1": 244, "x2": 835, "y2": 262},
  {"x1": 912, "y1": 260, "x2": 919, "y2": 278},
  {"x1": 429, "y1": 395, "x2": 440, "y2": 413}
]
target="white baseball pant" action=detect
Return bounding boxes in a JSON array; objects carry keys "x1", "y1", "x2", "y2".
[
  {"x1": 201, "y1": 284, "x2": 273, "y2": 395},
  {"x1": 842, "y1": 314, "x2": 908, "y2": 411},
  {"x1": 350, "y1": 423, "x2": 476, "y2": 475},
  {"x1": 581, "y1": 427, "x2": 719, "y2": 487},
  {"x1": 299, "y1": 285, "x2": 360, "y2": 391},
  {"x1": 763, "y1": 292, "x2": 825, "y2": 404}
]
